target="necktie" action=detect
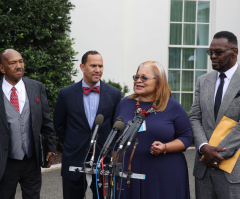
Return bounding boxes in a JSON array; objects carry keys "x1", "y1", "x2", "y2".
[
  {"x1": 214, "y1": 73, "x2": 226, "y2": 120},
  {"x1": 10, "y1": 87, "x2": 20, "y2": 112},
  {"x1": 83, "y1": 86, "x2": 100, "y2": 95}
]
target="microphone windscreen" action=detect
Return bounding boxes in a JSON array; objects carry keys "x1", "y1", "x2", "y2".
[
  {"x1": 113, "y1": 121, "x2": 124, "y2": 132},
  {"x1": 126, "y1": 120, "x2": 132, "y2": 125},
  {"x1": 116, "y1": 116, "x2": 124, "y2": 122},
  {"x1": 95, "y1": 114, "x2": 104, "y2": 125}
]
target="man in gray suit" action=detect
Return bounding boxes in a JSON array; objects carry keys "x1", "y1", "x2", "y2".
[
  {"x1": 189, "y1": 31, "x2": 240, "y2": 199},
  {"x1": 0, "y1": 49, "x2": 56, "y2": 199}
]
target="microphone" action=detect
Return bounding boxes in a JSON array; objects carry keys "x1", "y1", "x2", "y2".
[
  {"x1": 125, "y1": 114, "x2": 145, "y2": 149},
  {"x1": 100, "y1": 116, "x2": 123, "y2": 154},
  {"x1": 115, "y1": 120, "x2": 133, "y2": 144},
  {"x1": 116, "y1": 114, "x2": 145, "y2": 153},
  {"x1": 100, "y1": 120, "x2": 124, "y2": 157},
  {"x1": 90, "y1": 114, "x2": 104, "y2": 147},
  {"x1": 116, "y1": 116, "x2": 124, "y2": 123}
]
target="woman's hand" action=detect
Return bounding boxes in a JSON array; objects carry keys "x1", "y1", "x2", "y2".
[{"x1": 150, "y1": 141, "x2": 165, "y2": 156}]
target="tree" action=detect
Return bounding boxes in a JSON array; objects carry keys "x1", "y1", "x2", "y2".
[
  {"x1": 103, "y1": 79, "x2": 129, "y2": 98},
  {"x1": 0, "y1": 0, "x2": 78, "y2": 116}
]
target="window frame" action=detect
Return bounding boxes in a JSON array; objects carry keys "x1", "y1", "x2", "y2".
[{"x1": 168, "y1": 0, "x2": 213, "y2": 110}]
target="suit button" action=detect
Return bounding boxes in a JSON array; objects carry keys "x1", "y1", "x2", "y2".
[{"x1": 90, "y1": 133, "x2": 92, "y2": 135}]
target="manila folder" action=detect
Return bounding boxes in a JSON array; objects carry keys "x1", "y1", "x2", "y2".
[{"x1": 207, "y1": 116, "x2": 240, "y2": 173}]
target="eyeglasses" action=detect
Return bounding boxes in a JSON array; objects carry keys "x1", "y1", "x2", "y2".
[
  {"x1": 206, "y1": 47, "x2": 235, "y2": 56},
  {"x1": 133, "y1": 75, "x2": 156, "y2": 82}
]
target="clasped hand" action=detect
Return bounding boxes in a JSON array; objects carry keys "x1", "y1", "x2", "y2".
[
  {"x1": 200, "y1": 145, "x2": 226, "y2": 169},
  {"x1": 150, "y1": 141, "x2": 165, "y2": 156}
]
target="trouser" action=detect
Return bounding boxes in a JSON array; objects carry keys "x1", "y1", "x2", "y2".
[
  {"x1": 195, "y1": 167, "x2": 240, "y2": 199},
  {"x1": 63, "y1": 174, "x2": 104, "y2": 199},
  {"x1": 0, "y1": 155, "x2": 41, "y2": 199}
]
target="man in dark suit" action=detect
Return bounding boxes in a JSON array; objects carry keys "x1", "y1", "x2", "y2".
[
  {"x1": 53, "y1": 50, "x2": 121, "y2": 199},
  {"x1": 189, "y1": 31, "x2": 240, "y2": 198},
  {"x1": 0, "y1": 49, "x2": 56, "y2": 199}
]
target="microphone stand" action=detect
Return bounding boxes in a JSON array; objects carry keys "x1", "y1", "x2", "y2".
[
  {"x1": 90, "y1": 135, "x2": 98, "y2": 167},
  {"x1": 126, "y1": 138, "x2": 139, "y2": 187}
]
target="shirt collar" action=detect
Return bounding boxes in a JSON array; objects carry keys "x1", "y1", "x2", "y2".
[
  {"x1": 218, "y1": 62, "x2": 238, "y2": 80},
  {"x1": 82, "y1": 79, "x2": 100, "y2": 88},
  {"x1": 3, "y1": 76, "x2": 24, "y2": 95}
]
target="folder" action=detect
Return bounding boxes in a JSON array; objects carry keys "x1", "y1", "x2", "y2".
[{"x1": 203, "y1": 116, "x2": 240, "y2": 173}]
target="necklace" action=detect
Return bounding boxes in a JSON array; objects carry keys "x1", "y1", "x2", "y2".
[{"x1": 135, "y1": 97, "x2": 156, "y2": 116}]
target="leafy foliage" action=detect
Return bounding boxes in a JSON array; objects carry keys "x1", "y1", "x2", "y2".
[
  {"x1": 0, "y1": 0, "x2": 78, "y2": 116},
  {"x1": 103, "y1": 79, "x2": 129, "y2": 98}
]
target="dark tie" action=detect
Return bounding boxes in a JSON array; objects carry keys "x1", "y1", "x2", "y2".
[
  {"x1": 214, "y1": 73, "x2": 226, "y2": 120},
  {"x1": 83, "y1": 86, "x2": 100, "y2": 95},
  {"x1": 10, "y1": 87, "x2": 20, "y2": 112}
]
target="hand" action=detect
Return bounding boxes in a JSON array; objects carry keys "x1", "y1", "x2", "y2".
[
  {"x1": 150, "y1": 141, "x2": 165, "y2": 156},
  {"x1": 200, "y1": 145, "x2": 226, "y2": 168},
  {"x1": 46, "y1": 152, "x2": 54, "y2": 168}
]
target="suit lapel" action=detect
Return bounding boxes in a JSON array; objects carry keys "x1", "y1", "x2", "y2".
[
  {"x1": 0, "y1": 79, "x2": 9, "y2": 130},
  {"x1": 74, "y1": 81, "x2": 91, "y2": 131},
  {"x1": 93, "y1": 81, "x2": 107, "y2": 129},
  {"x1": 23, "y1": 78, "x2": 35, "y2": 115},
  {"x1": 96, "y1": 81, "x2": 107, "y2": 115},
  {"x1": 205, "y1": 71, "x2": 218, "y2": 124},
  {"x1": 216, "y1": 65, "x2": 240, "y2": 123}
]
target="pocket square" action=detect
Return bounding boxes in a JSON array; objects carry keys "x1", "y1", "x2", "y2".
[
  {"x1": 36, "y1": 98, "x2": 40, "y2": 102},
  {"x1": 234, "y1": 91, "x2": 240, "y2": 99}
]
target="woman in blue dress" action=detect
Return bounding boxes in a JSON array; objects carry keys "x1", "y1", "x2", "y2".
[{"x1": 114, "y1": 61, "x2": 193, "y2": 199}]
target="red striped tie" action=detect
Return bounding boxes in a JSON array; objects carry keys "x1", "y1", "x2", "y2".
[
  {"x1": 10, "y1": 87, "x2": 20, "y2": 112},
  {"x1": 83, "y1": 86, "x2": 100, "y2": 95}
]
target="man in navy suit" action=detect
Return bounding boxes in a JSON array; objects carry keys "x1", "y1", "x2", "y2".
[{"x1": 53, "y1": 51, "x2": 121, "y2": 199}]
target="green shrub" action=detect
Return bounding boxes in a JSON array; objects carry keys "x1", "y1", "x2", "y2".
[
  {"x1": 0, "y1": 0, "x2": 78, "y2": 117},
  {"x1": 103, "y1": 79, "x2": 129, "y2": 98}
]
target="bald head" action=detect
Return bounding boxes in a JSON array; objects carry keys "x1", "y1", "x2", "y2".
[
  {"x1": 0, "y1": 49, "x2": 22, "y2": 63},
  {"x1": 0, "y1": 49, "x2": 24, "y2": 86}
]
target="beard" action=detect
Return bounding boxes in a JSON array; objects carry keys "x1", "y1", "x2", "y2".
[{"x1": 212, "y1": 56, "x2": 232, "y2": 72}]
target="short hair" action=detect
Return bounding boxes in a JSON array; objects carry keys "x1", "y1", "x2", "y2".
[
  {"x1": 0, "y1": 50, "x2": 6, "y2": 65},
  {"x1": 81, "y1": 50, "x2": 101, "y2": 65},
  {"x1": 129, "y1": 61, "x2": 172, "y2": 112},
  {"x1": 213, "y1": 31, "x2": 238, "y2": 47}
]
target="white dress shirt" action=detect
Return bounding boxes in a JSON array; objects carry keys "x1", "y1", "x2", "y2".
[
  {"x1": 199, "y1": 62, "x2": 238, "y2": 152},
  {"x1": 2, "y1": 76, "x2": 26, "y2": 114},
  {"x1": 214, "y1": 63, "x2": 238, "y2": 101}
]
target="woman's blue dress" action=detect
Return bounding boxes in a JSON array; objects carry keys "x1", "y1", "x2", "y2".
[{"x1": 114, "y1": 97, "x2": 193, "y2": 199}]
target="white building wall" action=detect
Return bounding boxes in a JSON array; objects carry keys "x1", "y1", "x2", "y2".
[
  {"x1": 70, "y1": 0, "x2": 240, "y2": 94},
  {"x1": 214, "y1": 0, "x2": 240, "y2": 41},
  {"x1": 69, "y1": 1, "x2": 124, "y2": 84},
  {"x1": 121, "y1": 0, "x2": 170, "y2": 93},
  {"x1": 210, "y1": 0, "x2": 240, "y2": 65}
]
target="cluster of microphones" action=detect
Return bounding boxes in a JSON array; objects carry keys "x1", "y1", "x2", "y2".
[
  {"x1": 86, "y1": 113, "x2": 145, "y2": 199},
  {"x1": 89, "y1": 113, "x2": 145, "y2": 163}
]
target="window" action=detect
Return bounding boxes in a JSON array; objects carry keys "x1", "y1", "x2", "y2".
[{"x1": 168, "y1": 0, "x2": 210, "y2": 112}]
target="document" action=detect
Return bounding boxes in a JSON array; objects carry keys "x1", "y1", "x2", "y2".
[{"x1": 203, "y1": 116, "x2": 240, "y2": 173}]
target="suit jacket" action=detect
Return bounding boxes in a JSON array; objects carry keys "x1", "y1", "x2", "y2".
[
  {"x1": 53, "y1": 80, "x2": 121, "y2": 181},
  {"x1": 189, "y1": 65, "x2": 240, "y2": 183},
  {"x1": 0, "y1": 78, "x2": 56, "y2": 180}
]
